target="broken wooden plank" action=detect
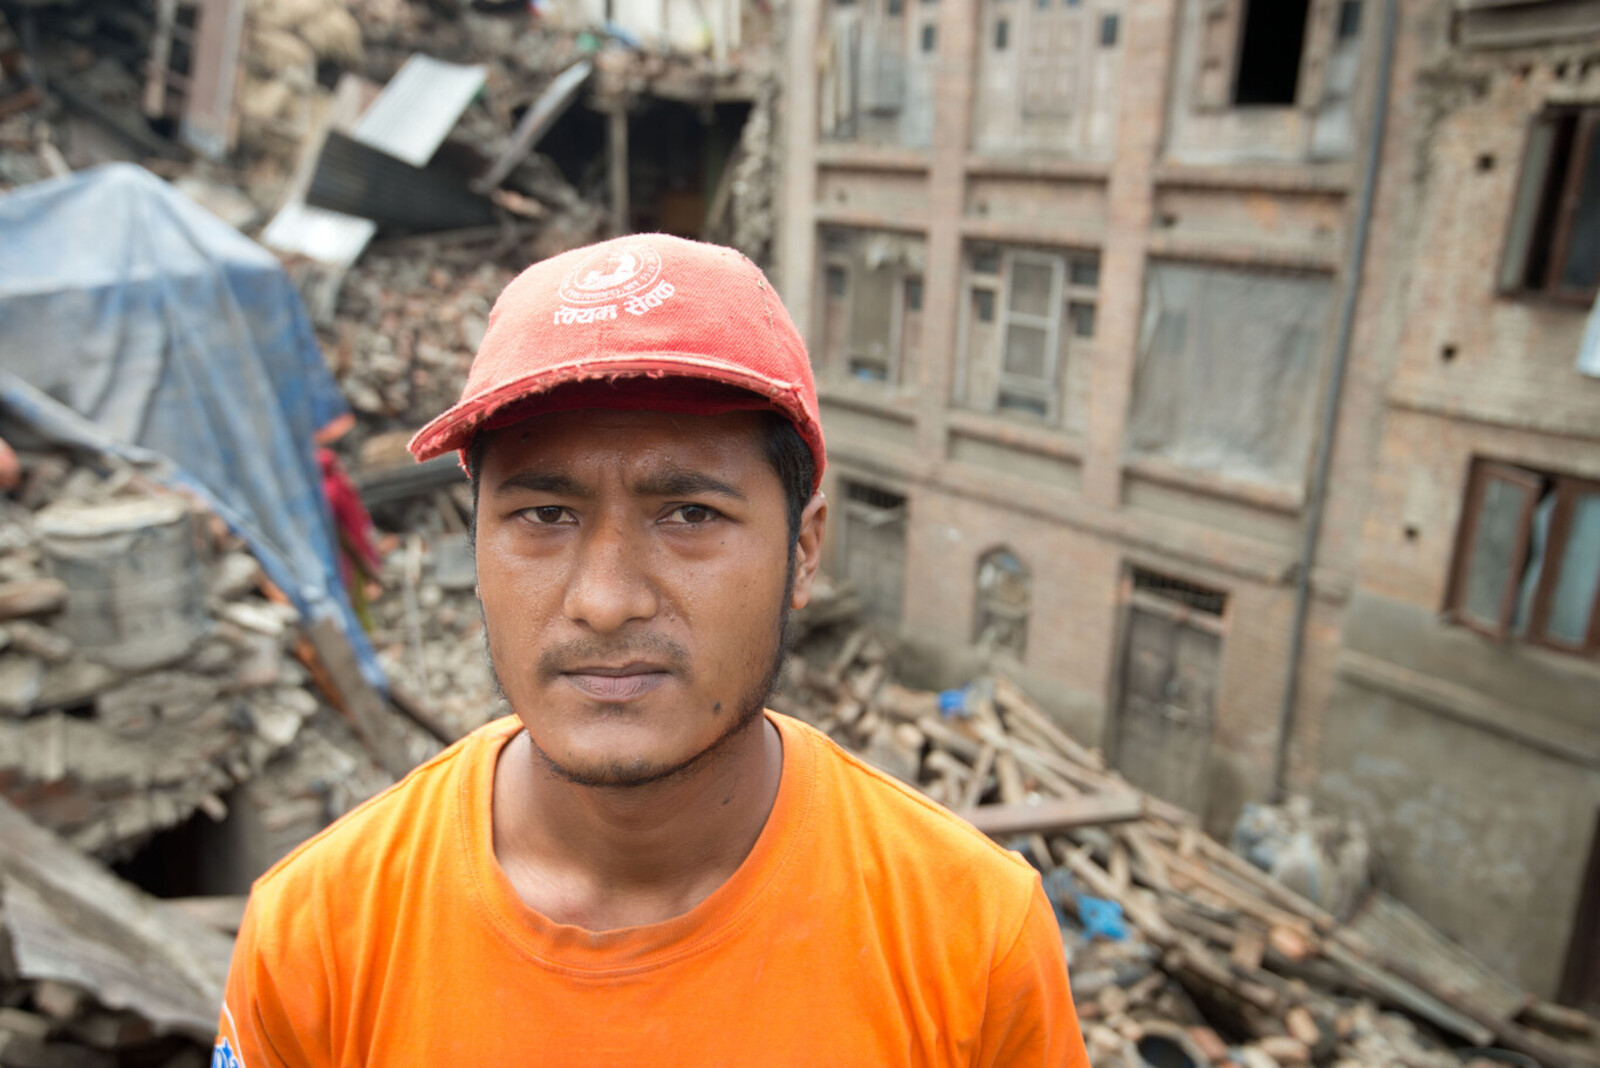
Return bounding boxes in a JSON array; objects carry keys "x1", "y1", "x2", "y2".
[
  {"x1": 303, "y1": 616, "x2": 419, "y2": 779},
  {"x1": 471, "y1": 60, "x2": 593, "y2": 195},
  {"x1": 963, "y1": 792, "x2": 1144, "y2": 838},
  {"x1": 1322, "y1": 941, "x2": 1495, "y2": 1048}
]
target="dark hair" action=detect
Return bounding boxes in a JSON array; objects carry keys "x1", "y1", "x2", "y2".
[{"x1": 466, "y1": 410, "x2": 815, "y2": 546}]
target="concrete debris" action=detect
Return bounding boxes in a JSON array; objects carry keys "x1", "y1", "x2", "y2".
[
  {"x1": 0, "y1": 795, "x2": 228, "y2": 1065},
  {"x1": 0, "y1": 449, "x2": 401, "y2": 865},
  {"x1": 368, "y1": 527, "x2": 506, "y2": 745},
  {"x1": 772, "y1": 581, "x2": 1600, "y2": 1068}
]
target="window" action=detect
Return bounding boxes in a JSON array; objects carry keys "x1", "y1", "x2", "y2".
[
  {"x1": 1099, "y1": 14, "x2": 1119, "y2": 46},
  {"x1": 997, "y1": 253, "x2": 1061, "y2": 416},
  {"x1": 975, "y1": 549, "x2": 1031, "y2": 659},
  {"x1": 959, "y1": 246, "x2": 1100, "y2": 425},
  {"x1": 1126, "y1": 263, "x2": 1330, "y2": 489},
  {"x1": 1337, "y1": 0, "x2": 1362, "y2": 39},
  {"x1": 1448, "y1": 459, "x2": 1600, "y2": 654},
  {"x1": 921, "y1": 23, "x2": 937, "y2": 51},
  {"x1": 1501, "y1": 106, "x2": 1600, "y2": 302},
  {"x1": 841, "y1": 482, "x2": 909, "y2": 628},
  {"x1": 904, "y1": 276, "x2": 923, "y2": 311},
  {"x1": 817, "y1": 228, "x2": 926, "y2": 387},
  {"x1": 1133, "y1": 568, "x2": 1227, "y2": 616},
  {"x1": 973, "y1": 289, "x2": 996, "y2": 322},
  {"x1": 995, "y1": 17, "x2": 1009, "y2": 49},
  {"x1": 1234, "y1": 0, "x2": 1311, "y2": 105}
]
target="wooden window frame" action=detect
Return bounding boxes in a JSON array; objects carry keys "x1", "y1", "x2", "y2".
[
  {"x1": 956, "y1": 244, "x2": 1100, "y2": 424},
  {"x1": 1500, "y1": 106, "x2": 1600, "y2": 305},
  {"x1": 997, "y1": 250, "x2": 1065, "y2": 418},
  {"x1": 1447, "y1": 459, "x2": 1600, "y2": 655}
]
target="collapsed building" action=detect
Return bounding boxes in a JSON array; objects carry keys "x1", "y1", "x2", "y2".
[
  {"x1": 0, "y1": 0, "x2": 1597, "y2": 1061},
  {"x1": 774, "y1": 0, "x2": 1600, "y2": 1005}
]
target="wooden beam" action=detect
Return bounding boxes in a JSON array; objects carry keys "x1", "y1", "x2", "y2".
[
  {"x1": 961, "y1": 792, "x2": 1143, "y2": 837},
  {"x1": 608, "y1": 104, "x2": 629, "y2": 236}
]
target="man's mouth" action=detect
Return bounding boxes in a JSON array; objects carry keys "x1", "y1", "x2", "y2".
[{"x1": 559, "y1": 664, "x2": 671, "y2": 702}]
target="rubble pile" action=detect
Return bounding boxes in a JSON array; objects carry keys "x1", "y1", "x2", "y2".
[
  {"x1": 368, "y1": 528, "x2": 508, "y2": 745},
  {"x1": 772, "y1": 585, "x2": 1600, "y2": 1068},
  {"x1": 326, "y1": 241, "x2": 516, "y2": 428},
  {"x1": 0, "y1": 448, "x2": 394, "y2": 862},
  {"x1": 0, "y1": 950, "x2": 213, "y2": 1068},
  {"x1": 0, "y1": 798, "x2": 229, "y2": 1068}
]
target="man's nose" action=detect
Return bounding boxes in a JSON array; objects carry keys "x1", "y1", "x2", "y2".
[{"x1": 561, "y1": 518, "x2": 659, "y2": 633}]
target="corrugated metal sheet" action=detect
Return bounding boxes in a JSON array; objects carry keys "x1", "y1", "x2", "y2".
[
  {"x1": 351, "y1": 55, "x2": 487, "y2": 167},
  {"x1": 261, "y1": 55, "x2": 486, "y2": 266}
]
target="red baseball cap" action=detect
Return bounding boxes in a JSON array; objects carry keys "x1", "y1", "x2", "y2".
[{"x1": 408, "y1": 234, "x2": 826, "y2": 491}]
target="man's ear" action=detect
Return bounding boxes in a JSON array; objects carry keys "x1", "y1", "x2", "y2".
[{"x1": 789, "y1": 492, "x2": 828, "y2": 610}]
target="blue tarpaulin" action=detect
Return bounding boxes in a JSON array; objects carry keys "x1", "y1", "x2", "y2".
[{"x1": 0, "y1": 163, "x2": 383, "y2": 688}]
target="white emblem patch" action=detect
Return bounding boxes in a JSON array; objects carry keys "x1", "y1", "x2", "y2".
[{"x1": 554, "y1": 243, "x2": 676, "y2": 323}]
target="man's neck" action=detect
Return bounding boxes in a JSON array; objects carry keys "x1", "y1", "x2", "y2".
[{"x1": 490, "y1": 714, "x2": 784, "y2": 932}]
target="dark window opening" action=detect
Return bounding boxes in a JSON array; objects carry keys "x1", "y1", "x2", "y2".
[
  {"x1": 826, "y1": 265, "x2": 849, "y2": 297},
  {"x1": 1234, "y1": 0, "x2": 1311, "y2": 106},
  {"x1": 973, "y1": 246, "x2": 1000, "y2": 274},
  {"x1": 1069, "y1": 301, "x2": 1096, "y2": 337},
  {"x1": 1337, "y1": 0, "x2": 1363, "y2": 39},
  {"x1": 921, "y1": 23, "x2": 937, "y2": 52},
  {"x1": 905, "y1": 276, "x2": 924, "y2": 311},
  {"x1": 997, "y1": 390, "x2": 1048, "y2": 418},
  {"x1": 850, "y1": 357, "x2": 891, "y2": 381},
  {"x1": 1132, "y1": 569, "x2": 1228, "y2": 616},
  {"x1": 973, "y1": 288, "x2": 996, "y2": 323},
  {"x1": 995, "y1": 17, "x2": 1009, "y2": 50},
  {"x1": 1069, "y1": 255, "x2": 1100, "y2": 288},
  {"x1": 1099, "y1": 14, "x2": 1119, "y2": 47},
  {"x1": 887, "y1": 0, "x2": 904, "y2": 15},
  {"x1": 846, "y1": 482, "x2": 907, "y2": 511},
  {"x1": 1502, "y1": 107, "x2": 1600, "y2": 301}
]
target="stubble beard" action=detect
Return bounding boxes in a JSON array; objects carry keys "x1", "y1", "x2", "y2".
[{"x1": 484, "y1": 556, "x2": 796, "y2": 791}]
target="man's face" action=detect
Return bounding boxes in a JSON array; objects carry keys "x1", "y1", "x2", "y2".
[{"x1": 474, "y1": 408, "x2": 824, "y2": 787}]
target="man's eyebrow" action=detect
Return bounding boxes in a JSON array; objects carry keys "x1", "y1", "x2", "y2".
[
  {"x1": 491, "y1": 471, "x2": 590, "y2": 498},
  {"x1": 633, "y1": 471, "x2": 748, "y2": 502}
]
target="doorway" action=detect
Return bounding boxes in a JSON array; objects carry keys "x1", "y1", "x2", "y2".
[{"x1": 1110, "y1": 568, "x2": 1227, "y2": 819}]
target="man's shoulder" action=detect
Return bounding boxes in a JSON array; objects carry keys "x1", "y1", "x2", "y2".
[
  {"x1": 780, "y1": 714, "x2": 1042, "y2": 893},
  {"x1": 249, "y1": 717, "x2": 512, "y2": 903}
]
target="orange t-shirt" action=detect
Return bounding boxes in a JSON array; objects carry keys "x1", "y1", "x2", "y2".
[{"x1": 216, "y1": 712, "x2": 1091, "y2": 1067}]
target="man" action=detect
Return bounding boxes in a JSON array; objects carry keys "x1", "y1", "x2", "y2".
[{"x1": 216, "y1": 235, "x2": 1090, "y2": 1066}]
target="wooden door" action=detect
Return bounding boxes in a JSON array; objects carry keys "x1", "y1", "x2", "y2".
[
  {"x1": 1560, "y1": 809, "x2": 1600, "y2": 1014},
  {"x1": 1112, "y1": 586, "x2": 1223, "y2": 818},
  {"x1": 841, "y1": 485, "x2": 907, "y2": 629}
]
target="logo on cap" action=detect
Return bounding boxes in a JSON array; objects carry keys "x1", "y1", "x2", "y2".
[
  {"x1": 559, "y1": 245, "x2": 663, "y2": 305},
  {"x1": 553, "y1": 242, "x2": 677, "y2": 325}
]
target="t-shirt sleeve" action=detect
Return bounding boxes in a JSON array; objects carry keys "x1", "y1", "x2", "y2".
[
  {"x1": 213, "y1": 890, "x2": 327, "y2": 1068},
  {"x1": 976, "y1": 877, "x2": 1092, "y2": 1068}
]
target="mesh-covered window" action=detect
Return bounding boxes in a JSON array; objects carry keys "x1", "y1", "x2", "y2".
[
  {"x1": 1126, "y1": 263, "x2": 1331, "y2": 489},
  {"x1": 975, "y1": 548, "x2": 1031, "y2": 659}
]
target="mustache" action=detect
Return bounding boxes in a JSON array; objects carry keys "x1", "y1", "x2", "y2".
[{"x1": 536, "y1": 633, "x2": 693, "y2": 680}]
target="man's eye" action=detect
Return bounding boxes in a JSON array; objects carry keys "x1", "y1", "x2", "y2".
[
  {"x1": 527, "y1": 506, "x2": 568, "y2": 524},
  {"x1": 671, "y1": 504, "x2": 717, "y2": 524}
]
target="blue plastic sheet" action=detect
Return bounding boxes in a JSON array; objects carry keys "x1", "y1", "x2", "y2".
[{"x1": 0, "y1": 164, "x2": 382, "y2": 688}]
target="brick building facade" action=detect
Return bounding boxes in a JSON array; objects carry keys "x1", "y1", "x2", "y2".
[{"x1": 774, "y1": 0, "x2": 1600, "y2": 1000}]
